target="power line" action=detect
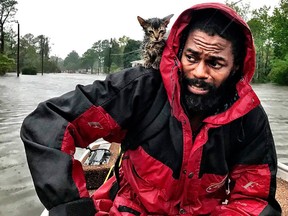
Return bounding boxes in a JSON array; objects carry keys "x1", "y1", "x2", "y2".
[
  {"x1": 231, "y1": 0, "x2": 243, "y2": 6},
  {"x1": 110, "y1": 49, "x2": 141, "y2": 56}
]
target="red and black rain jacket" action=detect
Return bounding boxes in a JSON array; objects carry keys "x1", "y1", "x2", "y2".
[{"x1": 21, "y1": 2, "x2": 281, "y2": 216}]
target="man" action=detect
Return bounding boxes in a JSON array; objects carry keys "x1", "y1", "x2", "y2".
[{"x1": 21, "y1": 3, "x2": 282, "y2": 215}]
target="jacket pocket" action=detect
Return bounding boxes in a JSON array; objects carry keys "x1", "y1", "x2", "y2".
[
  {"x1": 118, "y1": 205, "x2": 141, "y2": 215},
  {"x1": 113, "y1": 195, "x2": 147, "y2": 216}
]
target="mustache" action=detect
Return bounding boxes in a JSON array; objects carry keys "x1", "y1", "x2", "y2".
[{"x1": 182, "y1": 77, "x2": 215, "y2": 91}]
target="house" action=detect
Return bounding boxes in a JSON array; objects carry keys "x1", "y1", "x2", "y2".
[{"x1": 131, "y1": 59, "x2": 144, "y2": 67}]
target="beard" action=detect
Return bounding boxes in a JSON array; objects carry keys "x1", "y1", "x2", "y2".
[{"x1": 180, "y1": 73, "x2": 237, "y2": 115}]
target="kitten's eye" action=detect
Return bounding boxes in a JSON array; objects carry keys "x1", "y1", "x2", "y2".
[
  {"x1": 148, "y1": 30, "x2": 154, "y2": 34},
  {"x1": 159, "y1": 30, "x2": 165, "y2": 34}
]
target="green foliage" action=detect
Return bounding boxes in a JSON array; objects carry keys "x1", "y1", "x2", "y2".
[
  {"x1": 91, "y1": 40, "x2": 105, "y2": 74},
  {"x1": 268, "y1": 55, "x2": 288, "y2": 85},
  {"x1": 21, "y1": 36, "x2": 39, "y2": 69},
  {"x1": 111, "y1": 42, "x2": 122, "y2": 69},
  {"x1": 123, "y1": 39, "x2": 141, "y2": 68},
  {"x1": 248, "y1": 6, "x2": 273, "y2": 83},
  {"x1": 63, "y1": 50, "x2": 80, "y2": 72},
  {"x1": 15, "y1": 33, "x2": 57, "y2": 73},
  {"x1": 0, "y1": 0, "x2": 18, "y2": 53},
  {"x1": 270, "y1": 0, "x2": 288, "y2": 59},
  {"x1": 0, "y1": 54, "x2": 15, "y2": 75},
  {"x1": 63, "y1": 37, "x2": 141, "y2": 74},
  {"x1": 4, "y1": 27, "x2": 17, "y2": 58},
  {"x1": 110, "y1": 62, "x2": 121, "y2": 72},
  {"x1": 3, "y1": 0, "x2": 287, "y2": 86},
  {"x1": 225, "y1": 0, "x2": 251, "y2": 21},
  {"x1": 22, "y1": 66, "x2": 37, "y2": 75},
  {"x1": 43, "y1": 59, "x2": 61, "y2": 73},
  {"x1": 102, "y1": 39, "x2": 112, "y2": 73},
  {"x1": 81, "y1": 48, "x2": 96, "y2": 73}
]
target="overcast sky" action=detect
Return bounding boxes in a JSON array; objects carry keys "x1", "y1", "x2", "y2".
[{"x1": 14, "y1": 0, "x2": 278, "y2": 59}]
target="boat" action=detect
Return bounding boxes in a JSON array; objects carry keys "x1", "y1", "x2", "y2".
[
  {"x1": 41, "y1": 140, "x2": 288, "y2": 216},
  {"x1": 275, "y1": 162, "x2": 288, "y2": 214},
  {"x1": 41, "y1": 140, "x2": 120, "y2": 216}
]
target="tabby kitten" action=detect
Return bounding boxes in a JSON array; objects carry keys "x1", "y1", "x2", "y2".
[{"x1": 137, "y1": 14, "x2": 174, "y2": 69}]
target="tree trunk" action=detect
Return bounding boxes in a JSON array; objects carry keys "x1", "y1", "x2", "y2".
[
  {"x1": 0, "y1": 24, "x2": 4, "y2": 53},
  {"x1": 90, "y1": 64, "x2": 94, "y2": 74}
]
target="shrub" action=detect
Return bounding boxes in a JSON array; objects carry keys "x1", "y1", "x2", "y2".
[
  {"x1": 22, "y1": 66, "x2": 38, "y2": 75},
  {"x1": 268, "y1": 56, "x2": 288, "y2": 85},
  {"x1": 0, "y1": 54, "x2": 15, "y2": 76}
]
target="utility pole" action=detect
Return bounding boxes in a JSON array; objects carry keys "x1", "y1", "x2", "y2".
[
  {"x1": 108, "y1": 38, "x2": 112, "y2": 73},
  {"x1": 41, "y1": 36, "x2": 44, "y2": 75},
  {"x1": 17, "y1": 22, "x2": 20, "y2": 77}
]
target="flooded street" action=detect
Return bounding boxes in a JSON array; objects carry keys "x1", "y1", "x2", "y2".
[
  {"x1": 253, "y1": 83, "x2": 288, "y2": 165},
  {"x1": 0, "y1": 73, "x2": 106, "y2": 216},
  {"x1": 0, "y1": 73, "x2": 287, "y2": 216}
]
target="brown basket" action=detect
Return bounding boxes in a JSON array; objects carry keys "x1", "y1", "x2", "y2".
[{"x1": 81, "y1": 142, "x2": 120, "y2": 190}]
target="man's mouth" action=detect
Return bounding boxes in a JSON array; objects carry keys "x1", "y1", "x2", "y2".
[{"x1": 187, "y1": 85, "x2": 209, "y2": 95}]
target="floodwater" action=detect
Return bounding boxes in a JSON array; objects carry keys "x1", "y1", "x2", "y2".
[
  {"x1": 0, "y1": 73, "x2": 287, "y2": 216},
  {"x1": 0, "y1": 73, "x2": 106, "y2": 216}
]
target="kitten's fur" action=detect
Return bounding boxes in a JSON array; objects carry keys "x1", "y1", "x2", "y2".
[{"x1": 137, "y1": 14, "x2": 173, "y2": 69}]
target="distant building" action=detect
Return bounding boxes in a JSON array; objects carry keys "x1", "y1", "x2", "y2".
[{"x1": 131, "y1": 60, "x2": 144, "y2": 67}]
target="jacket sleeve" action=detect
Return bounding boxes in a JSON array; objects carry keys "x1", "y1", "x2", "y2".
[
  {"x1": 20, "y1": 67, "x2": 161, "y2": 215},
  {"x1": 211, "y1": 105, "x2": 282, "y2": 216}
]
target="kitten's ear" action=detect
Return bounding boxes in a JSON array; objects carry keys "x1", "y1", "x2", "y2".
[
  {"x1": 163, "y1": 14, "x2": 174, "y2": 27},
  {"x1": 137, "y1": 16, "x2": 148, "y2": 28}
]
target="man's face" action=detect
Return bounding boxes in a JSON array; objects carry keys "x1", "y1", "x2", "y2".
[{"x1": 180, "y1": 29, "x2": 235, "y2": 113}]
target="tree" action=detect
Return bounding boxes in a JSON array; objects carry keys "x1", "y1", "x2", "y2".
[
  {"x1": 0, "y1": 0, "x2": 17, "y2": 53},
  {"x1": 118, "y1": 36, "x2": 129, "y2": 51},
  {"x1": 18, "y1": 33, "x2": 58, "y2": 74},
  {"x1": 270, "y1": 0, "x2": 288, "y2": 59},
  {"x1": 110, "y1": 38, "x2": 123, "y2": 71},
  {"x1": 3, "y1": 27, "x2": 16, "y2": 58},
  {"x1": 92, "y1": 40, "x2": 105, "y2": 74},
  {"x1": 81, "y1": 48, "x2": 96, "y2": 73},
  {"x1": 268, "y1": 55, "x2": 288, "y2": 85},
  {"x1": 225, "y1": 0, "x2": 251, "y2": 21},
  {"x1": 37, "y1": 35, "x2": 50, "y2": 59},
  {"x1": 0, "y1": 53, "x2": 15, "y2": 75},
  {"x1": 37, "y1": 35, "x2": 51, "y2": 73},
  {"x1": 102, "y1": 39, "x2": 112, "y2": 73},
  {"x1": 248, "y1": 6, "x2": 272, "y2": 82},
  {"x1": 63, "y1": 50, "x2": 80, "y2": 72},
  {"x1": 123, "y1": 39, "x2": 141, "y2": 68},
  {"x1": 20, "y1": 33, "x2": 39, "y2": 70}
]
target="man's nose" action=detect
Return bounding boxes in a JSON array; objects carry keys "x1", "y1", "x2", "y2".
[{"x1": 193, "y1": 61, "x2": 209, "y2": 79}]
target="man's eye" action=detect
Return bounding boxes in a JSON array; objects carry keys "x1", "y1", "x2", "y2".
[
  {"x1": 186, "y1": 54, "x2": 197, "y2": 63},
  {"x1": 208, "y1": 60, "x2": 223, "y2": 69}
]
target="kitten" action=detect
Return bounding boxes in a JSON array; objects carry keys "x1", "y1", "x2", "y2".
[{"x1": 137, "y1": 14, "x2": 174, "y2": 69}]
